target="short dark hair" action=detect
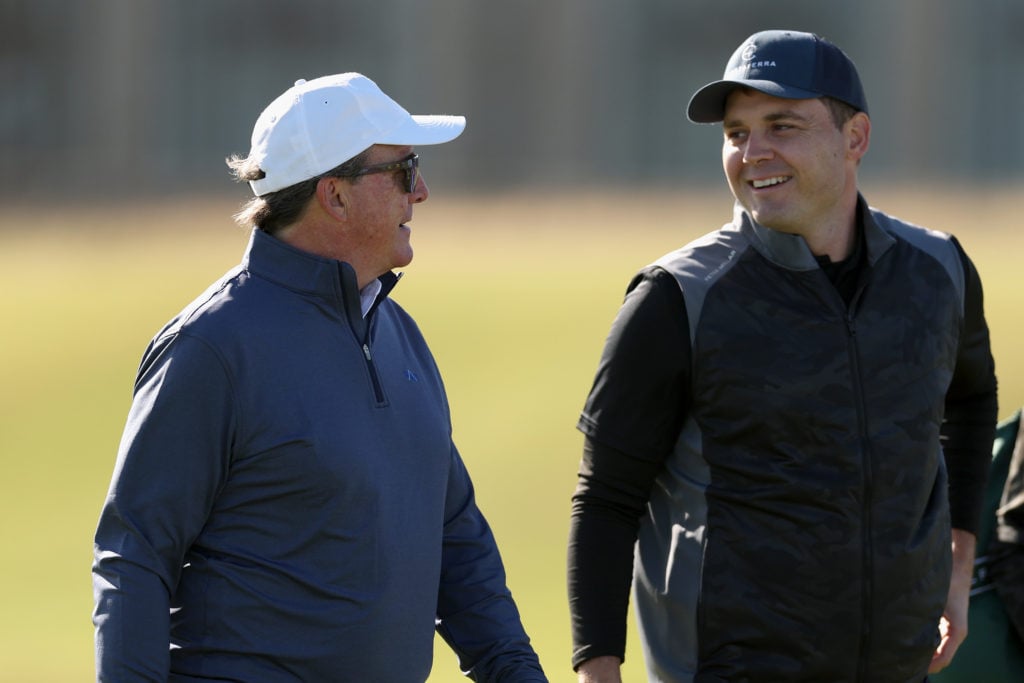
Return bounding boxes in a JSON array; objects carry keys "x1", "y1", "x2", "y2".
[
  {"x1": 725, "y1": 87, "x2": 860, "y2": 131},
  {"x1": 821, "y1": 96, "x2": 859, "y2": 129},
  {"x1": 226, "y1": 149, "x2": 372, "y2": 235}
]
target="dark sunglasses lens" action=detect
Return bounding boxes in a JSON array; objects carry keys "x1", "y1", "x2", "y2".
[{"x1": 405, "y1": 157, "x2": 418, "y2": 193}]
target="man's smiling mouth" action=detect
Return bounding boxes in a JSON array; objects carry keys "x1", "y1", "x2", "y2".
[{"x1": 751, "y1": 176, "x2": 790, "y2": 189}]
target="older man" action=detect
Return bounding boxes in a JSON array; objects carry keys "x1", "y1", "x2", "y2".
[{"x1": 94, "y1": 73, "x2": 547, "y2": 682}]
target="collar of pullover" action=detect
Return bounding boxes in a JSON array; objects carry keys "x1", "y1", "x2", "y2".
[{"x1": 241, "y1": 228, "x2": 400, "y2": 336}]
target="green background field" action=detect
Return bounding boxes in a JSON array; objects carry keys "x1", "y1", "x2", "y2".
[{"x1": 1, "y1": 186, "x2": 1020, "y2": 681}]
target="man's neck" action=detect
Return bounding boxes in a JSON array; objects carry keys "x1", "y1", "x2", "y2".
[
  {"x1": 799, "y1": 193, "x2": 861, "y2": 262},
  {"x1": 804, "y1": 221, "x2": 857, "y2": 262}
]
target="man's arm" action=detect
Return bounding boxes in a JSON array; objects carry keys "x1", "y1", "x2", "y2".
[
  {"x1": 569, "y1": 268, "x2": 691, "y2": 677},
  {"x1": 929, "y1": 242, "x2": 998, "y2": 674},
  {"x1": 941, "y1": 240, "x2": 998, "y2": 533},
  {"x1": 577, "y1": 655, "x2": 624, "y2": 683},
  {"x1": 569, "y1": 438, "x2": 661, "y2": 673},
  {"x1": 434, "y1": 444, "x2": 547, "y2": 682},
  {"x1": 929, "y1": 529, "x2": 976, "y2": 673},
  {"x1": 93, "y1": 334, "x2": 233, "y2": 680}
]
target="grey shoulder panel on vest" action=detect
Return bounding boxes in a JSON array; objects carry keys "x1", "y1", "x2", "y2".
[
  {"x1": 868, "y1": 207, "x2": 966, "y2": 313},
  {"x1": 652, "y1": 224, "x2": 750, "y2": 344}
]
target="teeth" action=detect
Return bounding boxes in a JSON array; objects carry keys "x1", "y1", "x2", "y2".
[{"x1": 752, "y1": 176, "x2": 788, "y2": 188}]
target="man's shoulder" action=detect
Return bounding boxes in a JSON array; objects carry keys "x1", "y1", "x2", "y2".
[
  {"x1": 867, "y1": 203, "x2": 963, "y2": 260},
  {"x1": 150, "y1": 267, "x2": 251, "y2": 344},
  {"x1": 651, "y1": 224, "x2": 748, "y2": 284},
  {"x1": 867, "y1": 204, "x2": 956, "y2": 248}
]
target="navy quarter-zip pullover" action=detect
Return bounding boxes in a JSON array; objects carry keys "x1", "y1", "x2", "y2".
[{"x1": 94, "y1": 228, "x2": 545, "y2": 682}]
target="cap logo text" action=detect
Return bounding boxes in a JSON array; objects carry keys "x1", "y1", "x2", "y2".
[{"x1": 726, "y1": 59, "x2": 777, "y2": 79}]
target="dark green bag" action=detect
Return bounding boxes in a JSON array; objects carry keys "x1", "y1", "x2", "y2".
[{"x1": 933, "y1": 409, "x2": 1024, "y2": 681}]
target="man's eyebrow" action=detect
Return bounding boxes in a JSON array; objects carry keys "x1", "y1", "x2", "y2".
[
  {"x1": 723, "y1": 109, "x2": 812, "y2": 129},
  {"x1": 765, "y1": 109, "x2": 811, "y2": 122}
]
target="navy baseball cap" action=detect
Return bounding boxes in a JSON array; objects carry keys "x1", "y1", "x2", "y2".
[{"x1": 687, "y1": 30, "x2": 868, "y2": 123}]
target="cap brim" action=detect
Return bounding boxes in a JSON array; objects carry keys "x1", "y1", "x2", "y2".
[
  {"x1": 687, "y1": 80, "x2": 821, "y2": 123},
  {"x1": 377, "y1": 114, "x2": 466, "y2": 146}
]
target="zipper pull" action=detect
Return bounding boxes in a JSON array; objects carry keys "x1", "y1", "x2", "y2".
[{"x1": 362, "y1": 343, "x2": 372, "y2": 361}]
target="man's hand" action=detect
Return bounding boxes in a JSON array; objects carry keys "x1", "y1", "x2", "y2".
[
  {"x1": 929, "y1": 529, "x2": 976, "y2": 673},
  {"x1": 578, "y1": 655, "x2": 623, "y2": 683}
]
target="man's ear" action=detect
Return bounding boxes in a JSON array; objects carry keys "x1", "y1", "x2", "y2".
[
  {"x1": 847, "y1": 111, "x2": 871, "y2": 162},
  {"x1": 315, "y1": 176, "x2": 349, "y2": 221}
]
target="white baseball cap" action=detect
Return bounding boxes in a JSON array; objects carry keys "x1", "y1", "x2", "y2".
[{"x1": 247, "y1": 72, "x2": 466, "y2": 196}]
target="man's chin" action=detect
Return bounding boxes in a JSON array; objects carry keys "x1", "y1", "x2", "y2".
[{"x1": 393, "y1": 248, "x2": 414, "y2": 270}]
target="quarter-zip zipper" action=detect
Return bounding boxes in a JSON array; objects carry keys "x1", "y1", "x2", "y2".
[
  {"x1": 347, "y1": 271, "x2": 400, "y2": 408},
  {"x1": 362, "y1": 341, "x2": 385, "y2": 404}
]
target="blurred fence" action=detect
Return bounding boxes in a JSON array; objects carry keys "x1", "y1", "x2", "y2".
[{"x1": 1, "y1": 0, "x2": 1022, "y2": 200}]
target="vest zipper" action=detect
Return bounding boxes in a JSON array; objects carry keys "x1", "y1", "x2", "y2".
[{"x1": 846, "y1": 311, "x2": 874, "y2": 683}]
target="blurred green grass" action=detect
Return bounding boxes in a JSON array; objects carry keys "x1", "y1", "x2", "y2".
[{"x1": 1, "y1": 186, "x2": 1020, "y2": 681}]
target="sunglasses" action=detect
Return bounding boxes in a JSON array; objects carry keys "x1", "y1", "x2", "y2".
[{"x1": 343, "y1": 153, "x2": 420, "y2": 194}]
